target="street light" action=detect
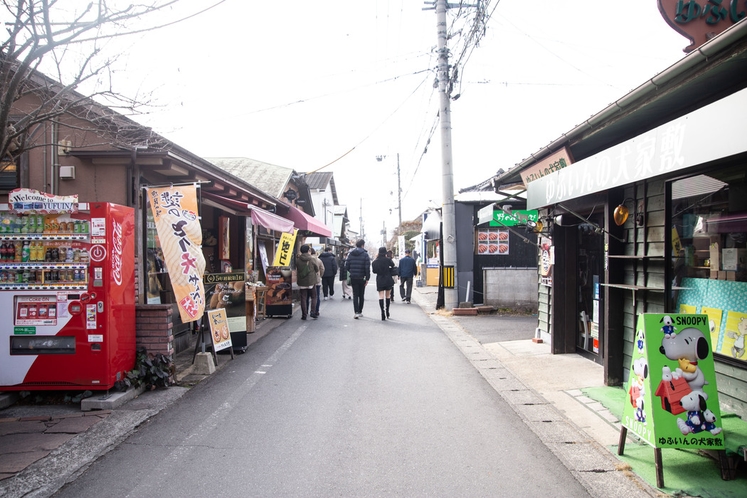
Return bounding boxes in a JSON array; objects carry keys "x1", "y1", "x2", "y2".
[{"x1": 375, "y1": 154, "x2": 402, "y2": 230}]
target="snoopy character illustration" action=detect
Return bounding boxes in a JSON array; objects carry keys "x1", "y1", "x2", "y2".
[
  {"x1": 725, "y1": 317, "x2": 746, "y2": 359},
  {"x1": 636, "y1": 328, "x2": 645, "y2": 353},
  {"x1": 628, "y1": 357, "x2": 648, "y2": 423},
  {"x1": 660, "y1": 327, "x2": 710, "y2": 393},
  {"x1": 676, "y1": 391, "x2": 722, "y2": 436},
  {"x1": 660, "y1": 315, "x2": 676, "y2": 338}
]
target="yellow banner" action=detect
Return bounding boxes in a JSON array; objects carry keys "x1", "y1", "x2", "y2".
[
  {"x1": 146, "y1": 185, "x2": 206, "y2": 323},
  {"x1": 272, "y1": 229, "x2": 297, "y2": 266}
]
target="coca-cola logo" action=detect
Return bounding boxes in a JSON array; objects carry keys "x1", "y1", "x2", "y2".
[{"x1": 112, "y1": 220, "x2": 124, "y2": 286}]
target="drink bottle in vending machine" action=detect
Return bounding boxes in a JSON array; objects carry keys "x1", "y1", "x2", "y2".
[{"x1": 0, "y1": 197, "x2": 136, "y2": 391}]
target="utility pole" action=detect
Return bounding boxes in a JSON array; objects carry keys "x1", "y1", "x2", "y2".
[
  {"x1": 425, "y1": 0, "x2": 459, "y2": 310},
  {"x1": 396, "y1": 153, "x2": 402, "y2": 230},
  {"x1": 381, "y1": 220, "x2": 387, "y2": 248},
  {"x1": 359, "y1": 198, "x2": 365, "y2": 241}
]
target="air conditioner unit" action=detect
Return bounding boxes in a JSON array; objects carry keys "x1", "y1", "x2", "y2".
[{"x1": 59, "y1": 166, "x2": 76, "y2": 180}]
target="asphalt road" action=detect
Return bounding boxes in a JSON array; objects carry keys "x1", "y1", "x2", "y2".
[{"x1": 52, "y1": 288, "x2": 588, "y2": 497}]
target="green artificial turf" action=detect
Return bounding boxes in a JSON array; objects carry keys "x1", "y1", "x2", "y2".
[{"x1": 581, "y1": 386, "x2": 746, "y2": 496}]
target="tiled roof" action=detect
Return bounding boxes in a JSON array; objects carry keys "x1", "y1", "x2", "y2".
[
  {"x1": 305, "y1": 171, "x2": 333, "y2": 190},
  {"x1": 208, "y1": 157, "x2": 293, "y2": 198}
]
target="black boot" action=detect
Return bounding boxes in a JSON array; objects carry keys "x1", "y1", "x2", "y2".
[
  {"x1": 385, "y1": 298, "x2": 390, "y2": 318},
  {"x1": 379, "y1": 299, "x2": 386, "y2": 320}
]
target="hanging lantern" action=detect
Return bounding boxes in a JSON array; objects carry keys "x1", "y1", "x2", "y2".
[{"x1": 613, "y1": 203, "x2": 630, "y2": 226}]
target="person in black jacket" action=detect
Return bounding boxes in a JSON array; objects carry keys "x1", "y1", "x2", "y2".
[
  {"x1": 345, "y1": 239, "x2": 371, "y2": 319},
  {"x1": 397, "y1": 249, "x2": 417, "y2": 303},
  {"x1": 319, "y1": 246, "x2": 338, "y2": 300},
  {"x1": 371, "y1": 246, "x2": 395, "y2": 320},
  {"x1": 338, "y1": 249, "x2": 353, "y2": 299}
]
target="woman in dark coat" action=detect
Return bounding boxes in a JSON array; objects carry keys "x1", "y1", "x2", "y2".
[
  {"x1": 371, "y1": 246, "x2": 395, "y2": 320},
  {"x1": 338, "y1": 249, "x2": 353, "y2": 299}
]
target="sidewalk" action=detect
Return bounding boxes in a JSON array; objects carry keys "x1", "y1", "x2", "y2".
[
  {"x1": 413, "y1": 286, "x2": 745, "y2": 497},
  {"x1": 1, "y1": 287, "x2": 744, "y2": 497}
]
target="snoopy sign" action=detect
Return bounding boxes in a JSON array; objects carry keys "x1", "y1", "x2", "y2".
[{"x1": 622, "y1": 314, "x2": 725, "y2": 452}]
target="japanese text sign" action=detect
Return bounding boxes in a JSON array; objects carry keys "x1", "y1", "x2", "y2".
[
  {"x1": 146, "y1": 185, "x2": 206, "y2": 323},
  {"x1": 623, "y1": 314, "x2": 724, "y2": 450}
]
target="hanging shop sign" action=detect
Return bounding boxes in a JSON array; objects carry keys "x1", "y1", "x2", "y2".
[
  {"x1": 520, "y1": 148, "x2": 573, "y2": 187},
  {"x1": 146, "y1": 184, "x2": 206, "y2": 323},
  {"x1": 658, "y1": 0, "x2": 746, "y2": 53},
  {"x1": 622, "y1": 314, "x2": 724, "y2": 451},
  {"x1": 489, "y1": 209, "x2": 538, "y2": 227},
  {"x1": 540, "y1": 237, "x2": 553, "y2": 287}
]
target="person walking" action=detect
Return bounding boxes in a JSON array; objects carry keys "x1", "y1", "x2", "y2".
[
  {"x1": 345, "y1": 239, "x2": 370, "y2": 319},
  {"x1": 319, "y1": 246, "x2": 338, "y2": 300},
  {"x1": 339, "y1": 249, "x2": 353, "y2": 300},
  {"x1": 296, "y1": 244, "x2": 319, "y2": 320},
  {"x1": 371, "y1": 246, "x2": 396, "y2": 320},
  {"x1": 308, "y1": 247, "x2": 323, "y2": 318},
  {"x1": 398, "y1": 248, "x2": 417, "y2": 304}
]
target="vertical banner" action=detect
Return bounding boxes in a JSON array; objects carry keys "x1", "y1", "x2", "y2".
[
  {"x1": 207, "y1": 308, "x2": 232, "y2": 352},
  {"x1": 146, "y1": 185, "x2": 206, "y2": 323},
  {"x1": 398, "y1": 235, "x2": 405, "y2": 258},
  {"x1": 623, "y1": 314, "x2": 724, "y2": 451},
  {"x1": 272, "y1": 229, "x2": 297, "y2": 267}
]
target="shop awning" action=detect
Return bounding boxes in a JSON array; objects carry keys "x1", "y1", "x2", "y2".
[
  {"x1": 201, "y1": 191, "x2": 294, "y2": 233},
  {"x1": 526, "y1": 87, "x2": 747, "y2": 209},
  {"x1": 283, "y1": 204, "x2": 332, "y2": 237}
]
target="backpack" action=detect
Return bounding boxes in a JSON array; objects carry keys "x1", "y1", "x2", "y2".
[{"x1": 297, "y1": 260, "x2": 311, "y2": 280}]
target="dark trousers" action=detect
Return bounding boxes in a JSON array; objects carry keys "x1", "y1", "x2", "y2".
[
  {"x1": 399, "y1": 276, "x2": 413, "y2": 301},
  {"x1": 350, "y1": 277, "x2": 367, "y2": 314},
  {"x1": 321, "y1": 276, "x2": 335, "y2": 297},
  {"x1": 299, "y1": 287, "x2": 317, "y2": 318},
  {"x1": 304, "y1": 284, "x2": 322, "y2": 315}
]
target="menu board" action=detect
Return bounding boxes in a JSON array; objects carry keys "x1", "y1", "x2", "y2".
[{"x1": 477, "y1": 228, "x2": 509, "y2": 255}]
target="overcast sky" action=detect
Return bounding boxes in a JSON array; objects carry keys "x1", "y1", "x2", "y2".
[{"x1": 97, "y1": 0, "x2": 689, "y2": 243}]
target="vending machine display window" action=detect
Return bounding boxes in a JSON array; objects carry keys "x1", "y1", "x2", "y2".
[
  {"x1": 10, "y1": 335, "x2": 75, "y2": 355},
  {"x1": 14, "y1": 296, "x2": 58, "y2": 326}
]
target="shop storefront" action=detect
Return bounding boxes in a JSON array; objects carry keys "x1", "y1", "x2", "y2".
[
  {"x1": 523, "y1": 40, "x2": 747, "y2": 418},
  {"x1": 143, "y1": 184, "x2": 289, "y2": 353}
]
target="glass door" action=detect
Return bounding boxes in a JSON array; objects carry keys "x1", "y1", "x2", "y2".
[{"x1": 576, "y1": 214, "x2": 604, "y2": 363}]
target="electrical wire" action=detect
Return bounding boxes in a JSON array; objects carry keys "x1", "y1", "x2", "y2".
[{"x1": 307, "y1": 74, "x2": 431, "y2": 173}]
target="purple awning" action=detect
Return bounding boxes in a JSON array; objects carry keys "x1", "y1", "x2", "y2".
[{"x1": 201, "y1": 191, "x2": 293, "y2": 233}]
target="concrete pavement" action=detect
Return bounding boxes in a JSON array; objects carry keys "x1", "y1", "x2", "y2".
[{"x1": 0, "y1": 285, "x2": 661, "y2": 497}]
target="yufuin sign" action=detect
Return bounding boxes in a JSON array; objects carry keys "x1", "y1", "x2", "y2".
[
  {"x1": 623, "y1": 314, "x2": 724, "y2": 450},
  {"x1": 527, "y1": 87, "x2": 747, "y2": 210},
  {"x1": 659, "y1": 0, "x2": 747, "y2": 52}
]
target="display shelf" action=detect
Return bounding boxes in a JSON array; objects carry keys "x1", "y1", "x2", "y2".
[
  {"x1": 0, "y1": 283, "x2": 87, "y2": 290},
  {"x1": 601, "y1": 283, "x2": 665, "y2": 292},
  {"x1": 0, "y1": 263, "x2": 88, "y2": 270},
  {"x1": 0, "y1": 234, "x2": 88, "y2": 241},
  {"x1": 607, "y1": 255, "x2": 665, "y2": 260}
]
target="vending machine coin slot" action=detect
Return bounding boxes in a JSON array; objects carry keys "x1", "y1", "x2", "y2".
[{"x1": 93, "y1": 266, "x2": 103, "y2": 287}]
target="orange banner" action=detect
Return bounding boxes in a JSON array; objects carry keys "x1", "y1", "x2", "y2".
[{"x1": 146, "y1": 185, "x2": 206, "y2": 323}]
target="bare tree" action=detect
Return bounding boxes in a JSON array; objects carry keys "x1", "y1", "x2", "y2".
[{"x1": 0, "y1": 0, "x2": 187, "y2": 168}]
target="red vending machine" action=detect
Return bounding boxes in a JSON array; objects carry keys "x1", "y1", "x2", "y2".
[{"x1": 0, "y1": 197, "x2": 136, "y2": 391}]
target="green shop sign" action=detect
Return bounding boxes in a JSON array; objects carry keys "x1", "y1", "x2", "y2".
[
  {"x1": 623, "y1": 314, "x2": 724, "y2": 450},
  {"x1": 489, "y1": 209, "x2": 538, "y2": 227}
]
